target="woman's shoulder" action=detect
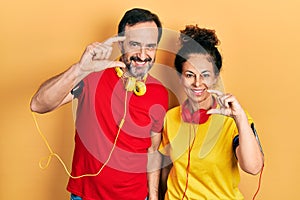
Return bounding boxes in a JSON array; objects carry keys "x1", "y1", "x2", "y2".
[{"x1": 166, "y1": 105, "x2": 181, "y2": 118}]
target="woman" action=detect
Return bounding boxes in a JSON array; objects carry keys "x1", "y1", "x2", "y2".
[{"x1": 159, "y1": 25, "x2": 264, "y2": 200}]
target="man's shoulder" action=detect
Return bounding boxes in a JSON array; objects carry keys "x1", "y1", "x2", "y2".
[
  {"x1": 146, "y1": 74, "x2": 167, "y2": 92},
  {"x1": 83, "y1": 68, "x2": 115, "y2": 84}
]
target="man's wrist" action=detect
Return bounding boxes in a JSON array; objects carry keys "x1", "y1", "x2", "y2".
[{"x1": 72, "y1": 63, "x2": 90, "y2": 83}]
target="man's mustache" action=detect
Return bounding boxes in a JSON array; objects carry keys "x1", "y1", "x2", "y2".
[{"x1": 130, "y1": 56, "x2": 152, "y2": 63}]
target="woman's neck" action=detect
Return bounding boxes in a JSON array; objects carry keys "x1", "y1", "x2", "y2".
[{"x1": 188, "y1": 95, "x2": 214, "y2": 113}]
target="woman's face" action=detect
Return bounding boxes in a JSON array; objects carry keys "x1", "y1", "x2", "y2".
[{"x1": 181, "y1": 54, "x2": 218, "y2": 106}]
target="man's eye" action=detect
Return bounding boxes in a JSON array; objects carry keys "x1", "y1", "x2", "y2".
[
  {"x1": 129, "y1": 42, "x2": 140, "y2": 48},
  {"x1": 146, "y1": 44, "x2": 157, "y2": 50}
]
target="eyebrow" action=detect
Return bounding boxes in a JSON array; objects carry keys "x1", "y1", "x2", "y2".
[
  {"x1": 201, "y1": 70, "x2": 211, "y2": 74},
  {"x1": 184, "y1": 70, "x2": 195, "y2": 74},
  {"x1": 129, "y1": 40, "x2": 157, "y2": 46},
  {"x1": 184, "y1": 69, "x2": 211, "y2": 74}
]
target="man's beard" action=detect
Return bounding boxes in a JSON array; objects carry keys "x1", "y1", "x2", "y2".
[{"x1": 122, "y1": 55, "x2": 154, "y2": 78}]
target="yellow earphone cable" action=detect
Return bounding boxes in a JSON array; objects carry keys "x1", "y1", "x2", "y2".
[{"x1": 32, "y1": 91, "x2": 128, "y2": 179}]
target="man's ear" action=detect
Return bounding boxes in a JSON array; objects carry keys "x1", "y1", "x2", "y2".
[{"x1": 119, "y1": 41, "x2": 125, "y2": 54}]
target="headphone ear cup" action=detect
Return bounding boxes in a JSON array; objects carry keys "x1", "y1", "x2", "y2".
[
  {"x1": 115, "y1": 67, "x2": 147, "y2": 96},
  {"x1": 115, "y1": 67, "x2": 123, "y2": 78},
  {"x1": 181, "y1": 105, "x2": 210, "y2": 124},
  {"x1": 181, "y1": 107, "x2": 192, "y2": 123},
  {"x1": 125, "y1": 77, "x2": 136, "y2": 92},
  {"x1": 134, "y1": 81, "x2": 146, "y2": 96}
]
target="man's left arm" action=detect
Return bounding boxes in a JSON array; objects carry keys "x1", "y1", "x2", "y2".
[{"x1": 147, "y1": 131, "x2": 162, "y2": 200}]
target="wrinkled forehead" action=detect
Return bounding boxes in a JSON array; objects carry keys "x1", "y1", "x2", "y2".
[
  {"x1": 124, "y1": 22, "x2": 159, "y2": 44},
  {"x1": 183, "y1": 54, "x2": 219, "y2": 75},
  {"x1": 187, "y1": 54, "x2": 213, "y2": 69}
]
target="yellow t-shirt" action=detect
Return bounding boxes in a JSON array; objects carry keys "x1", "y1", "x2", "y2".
[{"x1": 159, "y1": 106, "x2": 254, "y2": 200}]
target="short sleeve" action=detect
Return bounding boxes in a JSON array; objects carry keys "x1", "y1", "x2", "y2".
[
  {"x1": 150, "y1": 86, "x2": 168, "y2": 133},
  {"x1": 159, "y1": 117, "x2": 170, "y2": 156},
  {"x1": 71, "y1": 81, "x2": 84, "y2": 98}
]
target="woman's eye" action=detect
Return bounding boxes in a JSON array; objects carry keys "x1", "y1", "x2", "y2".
[
  {"x1": 202, "y1": 73, "x2": 210, "y2": 78},
  {"x1": 185, "y1": 73, "x2": 194, "y2": 78}
]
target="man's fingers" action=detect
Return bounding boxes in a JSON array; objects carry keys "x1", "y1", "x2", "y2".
[
  {"x1": 88, "y1": 37, "x2": 125, "y2": 60},
  {"x1": 103, "y1": 36, "x2": 126, "y2": 46},
  {"x1": 91, "y1": 44, "x2": 113, "y2": 60},
  {"x1": 104, "y1": 46, "x2": 113, "y2": 59},
  {"x1": 108, "y1": 61, "x2": 126, "y2": 68},
  {"x1": 92, "y1": 60, "x2": 125, "y2": 72}
]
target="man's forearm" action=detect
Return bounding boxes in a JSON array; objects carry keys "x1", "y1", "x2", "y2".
[
  {"x1": 30, "y1": 63, "x2": 86, "y2": 113},
  {"x1": 147, "y1": 151, "x2": 162, "y2": 200}
]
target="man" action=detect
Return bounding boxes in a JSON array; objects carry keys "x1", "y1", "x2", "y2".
[{"x1": 30, "y1": 8, "x2": 168, "y2": 200}]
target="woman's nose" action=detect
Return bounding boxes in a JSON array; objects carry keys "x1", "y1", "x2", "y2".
[{"x1": 194, "y1": 75, "x2": 203, "y2": 87}]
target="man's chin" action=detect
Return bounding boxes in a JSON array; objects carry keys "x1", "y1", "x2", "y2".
[
  {"x1": 130, "y1": 64, "x2": 153, "y2": 78},
  {"x1": 131, "y1": 70, "x2": 147, "y2": 78}
]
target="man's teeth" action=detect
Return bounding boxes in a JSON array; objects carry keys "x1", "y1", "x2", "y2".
[{"x1": 134, "y1": 61, "x2": 147, "y2": 66}]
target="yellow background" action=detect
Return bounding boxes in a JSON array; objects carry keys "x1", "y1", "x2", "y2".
[{"x1": 1, "y1": 0, "x2": 299, "y2": 199}]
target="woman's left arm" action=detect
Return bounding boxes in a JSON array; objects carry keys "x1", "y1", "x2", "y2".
[
  {"x1": 207, "y1": 90, "x2": 264, "y2": 175},
  {"x1": 234, "y1": 111, "x2": 264, "y2": 175}
]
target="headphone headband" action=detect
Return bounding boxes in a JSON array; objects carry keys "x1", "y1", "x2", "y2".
[{"x1": 115, "y1": 67, "x2": 147, "y2": 96}]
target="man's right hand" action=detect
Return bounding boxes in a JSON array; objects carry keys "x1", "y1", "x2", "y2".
[
  {"x1": 30, "y1": 36, "x2": 126, "y2": 113},
  {"x1": 78, "y1": 36, "x2": 126, "y2": 74}
]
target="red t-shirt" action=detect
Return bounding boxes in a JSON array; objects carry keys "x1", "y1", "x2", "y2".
[{"x1": 67, "y1": 68, "x2": 168, "y2": 200}]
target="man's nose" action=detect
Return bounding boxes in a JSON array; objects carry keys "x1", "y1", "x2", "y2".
[{"x1": 137, "y1": 47, "x2": 148, "y2": 60}]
